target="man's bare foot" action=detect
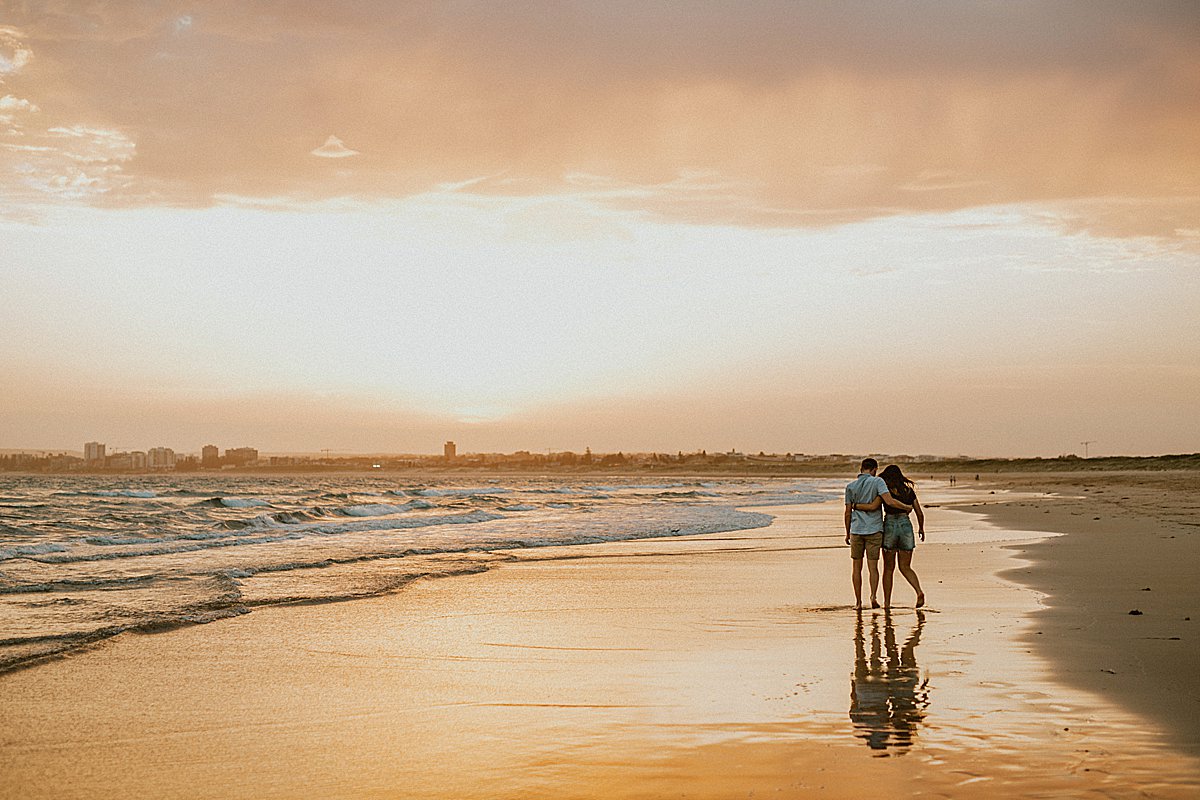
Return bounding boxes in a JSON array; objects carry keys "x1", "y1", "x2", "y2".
[
  {"x1": 915, "y1": 592, "x2": 925, "y2": 608},
  {"x1": 871, "y1": 599, "x2": 881, "y2": 609},
  {"x1": 855, "y1": 602, "x2": 863, "y2": 611}
]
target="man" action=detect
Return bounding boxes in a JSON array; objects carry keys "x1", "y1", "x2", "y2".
[{"x1": 845, "y1": 458, "x2": 911, "y2": 609}]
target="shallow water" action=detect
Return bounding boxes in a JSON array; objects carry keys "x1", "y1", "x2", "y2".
[
  {"x1": 0, "y1": 475, "x2": 840, "y2": 670},
  {"x1": 0, "y1": 502, "x2": 1196, "y2": 798}
]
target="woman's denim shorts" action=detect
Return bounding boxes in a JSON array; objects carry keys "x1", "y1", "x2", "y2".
[{"x1": 883, "y1": 514, "x2": 916, "y2": 551}]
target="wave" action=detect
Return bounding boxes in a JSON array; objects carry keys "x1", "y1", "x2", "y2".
[
  {"x1": 194, "y1": 496, "x2": 272, "y2": 508},
  {"x1": 53, "y1": 489, "x2": 158, "y2": 498},
  {"x1": 583, "y1": 483, "x2": 687, "y2": 491},
  {"x1": 0, "y1": 475, "x2": 843, "y2": 677},
  {"x1": 84, "y1": 535, "x2": 158, "y2": 546},
  {"x1": 735, "y1": 490, "x2": 838, "y2": 507},
  {"x1": 336, "y1": 503, "x2": 416, "y2": 517},
  {"x1": 14, "y1": 510, "x2": 506, "y2": 565},
  {"x1": 410, "y1": 487, "x2": 512, "y2": 497},
  {"x1": 0, "y1": 605, "x2": 252, "y2": 673},
  {"x1": 0, "y1": 573, "x2": 162, "y2": 595},
  {"x1": 0, "y1": 542, "x2": 70, "y2": 560}
]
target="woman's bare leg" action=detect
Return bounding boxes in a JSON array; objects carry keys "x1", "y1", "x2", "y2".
[
  {"x1": 898, "y1": 550, "x2": 924, "y2": 607},
  {"x1": 882, "y1": 550, "x2": 897, "y2": 608}
]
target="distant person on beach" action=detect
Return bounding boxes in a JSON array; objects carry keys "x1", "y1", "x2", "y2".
[
  {"x1": 845, "y1": 458, "x2": 912, "y2": 609},
  {"x1": 878, "y1": 464, "x2": 925, "y2": 608}
]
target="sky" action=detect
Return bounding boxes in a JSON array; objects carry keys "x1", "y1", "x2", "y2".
[{"x1": 2, "y1": 1, "x2": 1198, "y2": 457}]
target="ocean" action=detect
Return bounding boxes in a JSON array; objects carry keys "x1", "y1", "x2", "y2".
[{"x1": 0, "y1": 474, "x2": 842, "y2": 672}]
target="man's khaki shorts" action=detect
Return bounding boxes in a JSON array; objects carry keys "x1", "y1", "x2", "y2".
[{"x1": 849, "y1": 532, "x2": 883, "y2": 560}]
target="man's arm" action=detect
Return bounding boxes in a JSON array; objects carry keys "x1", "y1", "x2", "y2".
[
  {"x1": 849, "y1": 493, "x2": 911, "y2": 513},
  {"x1": 844, "y1": 504, "x2": 853, "y2": 545},
  {"x1": 853, "y1": 496, "x2": 883, "y2": 512}
]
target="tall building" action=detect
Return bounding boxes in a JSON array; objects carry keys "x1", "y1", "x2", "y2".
[
  {"x1": 107, "y1": 452, "x2": 133, "y2": 470},
  {"x1": 130, "y1": 451, "x2": 147, "y2": 470},
  {"x1": 443, "y1": 441, "x2": 457, "y2": 460},
  {"x1": 147, "y1": 447, "x2": 176, "y2": 470},
  {"x1": 224, "y1": 447, "x2": 258, "y2": 466},
  {"x1": 201, "y1": 444, "x2": 219, "y2": 468},
  {"x1": 84, "y1": 441, "x2": 106, "y2": 465}
]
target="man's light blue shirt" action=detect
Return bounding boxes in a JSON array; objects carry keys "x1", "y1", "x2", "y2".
[{"x1": 845, "y1": 473, "x2": 888, "y2": 535}]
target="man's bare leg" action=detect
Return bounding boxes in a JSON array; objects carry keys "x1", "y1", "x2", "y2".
[
  {"x1": 851, "y1": 557, "x2": 864, "y2": 609},
  {"x1": 881, "y1": 550, "x2": 896, "y2": 608},
  {"x1": 867, "y1": 557, "x2": 881, "y2": 609}
]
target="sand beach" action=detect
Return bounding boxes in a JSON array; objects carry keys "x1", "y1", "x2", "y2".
[
  {"x1": 1, "y1": 474, "x2": 1198, "y2": 798},
  {"x1": 959, "y1": 471, "x2": 1200, "y2": 757}
]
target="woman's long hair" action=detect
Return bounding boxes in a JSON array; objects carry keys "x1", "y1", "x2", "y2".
[{"x1": 880, "y1": 464, "x2": 915, "y2": 498}]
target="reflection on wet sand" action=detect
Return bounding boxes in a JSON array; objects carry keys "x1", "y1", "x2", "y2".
[{"x1": 850, "y1": 610, "x2": 929, "y2": 755}]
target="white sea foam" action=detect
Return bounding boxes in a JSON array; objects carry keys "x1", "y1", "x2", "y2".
[
  {"x1": 585, "y1": 483, "x2": 686, "y2": 491},
  {"x1": 220, "y1": 497, "x2": 270, "y2": 508},
  {"x1": 0, "y1": 476, "x2": 839, "y2": 674},
  {"x1": 339, "y1": 503, "x2": 413, "y2": 517},
  {"x1": 0, "y1": 542, "x2": 70, "y2": 560}
]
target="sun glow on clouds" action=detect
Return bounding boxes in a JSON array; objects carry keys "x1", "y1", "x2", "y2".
[
  {"x1": 0, "y1": 28, "x2": 136, "y2": 210},
  {"x1": 1, "y1": 4, "x2": 1199, "y2": 454},
  {"x1": 3, "y1": 196, "x2": 1196, "y2": 425},
  {"x1": 0, "y1": 26, "x2": 32, "y2": 75}
]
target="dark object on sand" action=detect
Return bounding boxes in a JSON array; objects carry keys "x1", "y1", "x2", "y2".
[{"x1": 1129, "y1": 609, "x2": 1144, "y2": 616}]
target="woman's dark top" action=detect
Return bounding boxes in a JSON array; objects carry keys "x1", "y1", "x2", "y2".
[{"x1": 885, "y1": 483, "x2": 915, "y2": 516}]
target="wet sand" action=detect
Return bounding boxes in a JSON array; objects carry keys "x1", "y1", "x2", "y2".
[
  {"x1": 955, "y1": 471, "x2": 1200, "y2": 757},
  {"x1": 2, "y1": 493, "x2": 1199, "y2": 798}
]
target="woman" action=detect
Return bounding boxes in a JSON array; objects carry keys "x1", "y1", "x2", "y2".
[{"x1": 879, "y1": 464, "x2": 925, "y2": 609}]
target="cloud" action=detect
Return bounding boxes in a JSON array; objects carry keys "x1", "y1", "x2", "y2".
[
  {"x1": 0, "y1": 26, "x2": 33, "y2": 77},
  {"x1": 0, "y1": 94, "x2": 38, "y2": 113},
  {"x1": 0, "y1": 94, "x2": 38, "y2": 133},
  {"x1": 0, "y1": 3, "x2": 1196, "y2": 237},
  {"x1": 0, "y1": 27, "x2": 140, "y2": 212},
  {"x1": 310, "y1": 135, "x2": 359, "y2": 158},
  {"x1": 899, "y1": 171, "x2": 992, "y2": 193},
  {"x1": 48, "y1": 125, "x2": 136, "y2": 162},
  {"x1": 2, "y1": 124, "x2": 136, "y2": 205},
  {"x1": 1040, "y1": 196, "x2": 1200, "y2": 243}
]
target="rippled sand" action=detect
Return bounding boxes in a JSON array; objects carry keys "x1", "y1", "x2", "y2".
[{"x1": 1, "y1": 500, "x2": 1197, "y2": 798}]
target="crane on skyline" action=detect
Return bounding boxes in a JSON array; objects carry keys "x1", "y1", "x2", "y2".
[{"x1": 1080, "y1": 440, "x2": 1096, "y2": 458}]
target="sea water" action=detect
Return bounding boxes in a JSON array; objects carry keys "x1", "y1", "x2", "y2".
[{"x1": 0, "y1": 475, "x2": 841, "y2": 671}]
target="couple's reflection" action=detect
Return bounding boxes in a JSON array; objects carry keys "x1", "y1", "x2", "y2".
[{"x1": 849, "y1": 610, "x2": 929, "y2": 754}]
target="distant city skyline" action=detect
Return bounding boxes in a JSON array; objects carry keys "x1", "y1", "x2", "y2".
[
  {"x1": 3, "y1": 5, "x2": 1198, "y2": 458},
  {"x1": 0, "y1": 436, "x2": 1149, "y2": 462}
]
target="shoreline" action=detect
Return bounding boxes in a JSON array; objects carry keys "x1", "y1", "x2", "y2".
[
  {"x1": 4, "y1": 464, "x2": 1200, "y2": 479},
  {"x1": 956, "y1": 471, "x2": 1200, "y2": 756},
  {"x1": 2, "y1": 488, "x2": 1198, "y2": 797}
]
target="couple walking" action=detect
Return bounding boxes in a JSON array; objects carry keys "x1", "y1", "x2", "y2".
[{"x1": 844, "y1": 458, "x2": 925, "y2": 610}]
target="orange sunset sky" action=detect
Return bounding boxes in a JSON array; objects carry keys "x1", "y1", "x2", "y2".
[{"x1": 2, "y1": 2, "x2": 1198, "y2": 457}]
